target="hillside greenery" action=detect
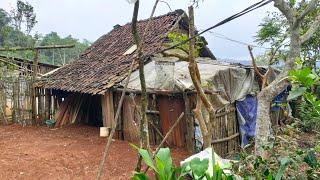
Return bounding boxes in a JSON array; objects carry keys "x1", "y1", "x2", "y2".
[{"x1": 0, "y1": 0, "x2": 90, "y2": 65}]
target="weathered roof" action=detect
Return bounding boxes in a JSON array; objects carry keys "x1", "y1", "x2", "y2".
[{"x1": 36, "y1": 10, "x2": 187, "y2": 94}]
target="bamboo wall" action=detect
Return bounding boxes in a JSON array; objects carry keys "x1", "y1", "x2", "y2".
[
  {"x1": 0, "y1": 79, "x2": 59, "y2": 125},
  {"x1": 0, "y1": 61, "x2": 59, "y2": 125}
]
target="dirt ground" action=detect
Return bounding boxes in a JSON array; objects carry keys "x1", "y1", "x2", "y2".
[{"x1": 0, "y1": 124, "x2": 189, "y2": 180}]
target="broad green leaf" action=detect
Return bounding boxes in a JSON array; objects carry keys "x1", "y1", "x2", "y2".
[
  {"x1": 189, "y1": 158, "x2": 209, "y2": 177},
  {"x1": 156, "y1": 148, "x2": 173, "y2": 175},
  {"x1": 287, "y1": 87, "x2": 307, "y2": 100},
  {"x1": 138, "y1": 149, "x2": 157, "y2": 173},
  {"x1": 131, "y1": 172, "x2": 148, "y2": 180},
  {"x1": 155, "y1": 157, "x2": 166, "y2": 180},
  {"x1": 289, "y1": 68, "x2": 316, "y2": 87}
]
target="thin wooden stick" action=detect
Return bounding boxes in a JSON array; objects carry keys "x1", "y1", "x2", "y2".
[
  {"x1": 96, "y1": 58, "x2": 136, "y2": 180},
  {"x1": 154, "y1": 112, "x2": 184, "y2": 154},
  {"x1": 144, "y1": 112, "x2": 185, "y2": 173},
  {"x1": 0, "y1": 58, "x2": 43, "y2": 76}
]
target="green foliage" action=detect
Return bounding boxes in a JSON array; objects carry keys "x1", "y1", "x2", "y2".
[
  {"x1": 167, "y1": 32, "x2": 204, "y2": 56},
  {"x1": 256, "y1": 3, "x2": 320, "y2": 67},
  {"x1": 233, "y1": 132, "x2": 320, "y2": 179},
  {"x1": 189, "y1": 158, "x2": 209, "y2": 178},
  {"x1": 131, "y1": 146, "x2": 234, "y2": 180},
  {"x1": 132, "y1": 147, "x2": 179, "y2": 180},
  {"x1": 296, "y1": 99, "x2": 320, "y2": 132},
  {"x1": 0, "y1": 1, "x2": 90, "y2": 66},
  {"x1": 38, "y1": 32, "x2": 90, "y2": 65},
  {"x1": 11, "y1": 0, "x2": 37, "y2": 33},
  {"x1": 288, "y1": 60, "x2": 320, "y2": 131},
  {"x1": 256, "y1": 17, "x2": 283, "y2": 45}
]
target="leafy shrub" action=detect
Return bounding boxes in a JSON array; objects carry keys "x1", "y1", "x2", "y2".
[
  {"x1": 297, "y1": 99, "x2": 320, "y2": 132},
  {"x1": 232, "y1": 128, "x2": 320, "y2": 179}
]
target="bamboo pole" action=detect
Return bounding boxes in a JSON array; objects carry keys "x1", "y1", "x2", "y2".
[
  {"x1": 0, "y1": 44, "x2": 75, "y2": 51},
  {"x1": 31, "y1": 49, "x2": 39, "y2": 124},
  {"x1": 96, "y1": 58, "x2": 136, "y2": 180}
]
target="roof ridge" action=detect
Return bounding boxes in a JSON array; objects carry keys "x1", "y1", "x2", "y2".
[{"x1": 118, "y1": 9, "x2": 185, "y2": 28}]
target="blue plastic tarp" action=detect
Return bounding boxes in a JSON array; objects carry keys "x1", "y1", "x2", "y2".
[
  {"x1": 236, "y1": 95, "x2": 257, "y2": 147},
  {"x1": 236, "y1": 88, "x2": 289, "y2": 147}
]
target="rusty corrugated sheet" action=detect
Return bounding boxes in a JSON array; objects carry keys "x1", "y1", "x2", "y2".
[{"x1": 158, "y1": 95, "x2": 186, "y2": 147}]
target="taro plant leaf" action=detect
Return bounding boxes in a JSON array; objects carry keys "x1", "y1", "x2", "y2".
[
  {"x1": 155, "y1": 157, "x2": 166, "y2": 180},
  {"x1": 138, "y1": 148, "x2": 157, "y2": 173},
  {"x1": 131, "y1": 172, "x2": 148, "y2": 180},
  {"x1": 189, "y1": 158, "x2": 209, "y2": 178},
  {"x1": 213, "y1": 164, "x2": 223, "y2": 180},
  {"x1": 275, "y1": 157, "x2": 291, "y2": 180},
  {"x1": 177, "y1": 163, "x2": 189, "y2": 180},
  {"x1": 287, "y1": 87, "x2": 307, "y2": 100},
  {"x1": 156, "y1": 148, "x2": 173, "y2": 175}
]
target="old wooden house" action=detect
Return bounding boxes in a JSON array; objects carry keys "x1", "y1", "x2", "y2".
[{"x1": 35, "y1": 10, "x2": 284, "y2": 156}]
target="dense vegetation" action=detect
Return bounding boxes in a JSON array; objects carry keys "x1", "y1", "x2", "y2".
[{"x1": 0, "y1": 1, "x2": 90, "y2": 65}]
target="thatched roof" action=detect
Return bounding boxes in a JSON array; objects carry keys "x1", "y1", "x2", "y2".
[{"x1": 36, "y1": 10, "x2": 191, "y2": 94}]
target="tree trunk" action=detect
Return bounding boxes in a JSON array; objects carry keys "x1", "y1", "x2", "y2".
[{"x1": 255, "y1": 24, "x2": 301, "y2": 156}]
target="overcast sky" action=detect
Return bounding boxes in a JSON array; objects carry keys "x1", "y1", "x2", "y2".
[{"x1": 0, "y1": 0, "x2": 277, "y2": 60}]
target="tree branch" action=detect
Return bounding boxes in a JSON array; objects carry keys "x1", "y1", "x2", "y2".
[
  {"x1": 188, "y1": 6, "x2": 214, "y2": 148},
  {"x1": 300, "y1": 14, "x2": 320, "y2": 44},
  {"x1": 248, "y1": 46, "x2": 263, "y2": 78},
  {"x1": 273, "y1": 0, "x2": 294, "y2": 23},
  {"x1": 297, "y1": 0, "x2": 319, "y2": 23}
]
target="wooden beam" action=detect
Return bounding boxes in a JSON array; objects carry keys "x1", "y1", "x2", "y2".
[
  {"x1": 0, "y1": 44, "x2": 75, "y2": 51},
  {"x1": 114, "y1": 88, "x2": 220, "y2": 96},
  {"x1": 0, "y1": 57, "x2": 43, "y2": 76}
]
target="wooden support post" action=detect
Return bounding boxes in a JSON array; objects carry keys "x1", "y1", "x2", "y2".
[
  {"x1": 16, "y1": 80, "x2": 21, "y2": 123},
  {"x1": 183, "y1": 92, "x2": 195, "y2": 153},
  {"x1": 31, "y1": 49, "x2": 39, "y2": 124},
  {"x1": 38, "y1": 88, "x2": 44, "y2": 123},
  {"x1": 45, "y1": 89, "x2": 51, "y2": 120},
  {"x1": 12, "y1": 81, "x2": 17, "y2": 123},
  {"x1": 101, "y1": 90, "x2": 115, "y2": 128}
]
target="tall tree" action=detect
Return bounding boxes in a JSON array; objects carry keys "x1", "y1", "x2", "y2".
[
  {"x1": 255, "y1": 0, "x2": 320, "y2": 156},
  {"x1": 131, "y1": 0, "x2": 151, "y2": 171},
  {"x1": 256, "y1": 1, "x2": 320, "y2": 68},
  {"x1": 10, "y1": 0, "x2": 37, "y2": 34}
]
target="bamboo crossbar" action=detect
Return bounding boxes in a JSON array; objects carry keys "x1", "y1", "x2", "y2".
[
  {"x1": 0, "y1": 44, "x2": 75, "y2": 51},
  {"x1": 212, "y1": 133, "x2": 239, "y2": 144},
  {"x1": 215, "y1": 107, "x2": 236, "y2": 117},
  {"x1": 114, "y1": 88, "x2": 220, "y2": 96}
]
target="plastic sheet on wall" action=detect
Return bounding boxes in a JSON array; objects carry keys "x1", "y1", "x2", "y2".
[{"x1": 236, "y1": 95, "x2": 257, "y2": 147}]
